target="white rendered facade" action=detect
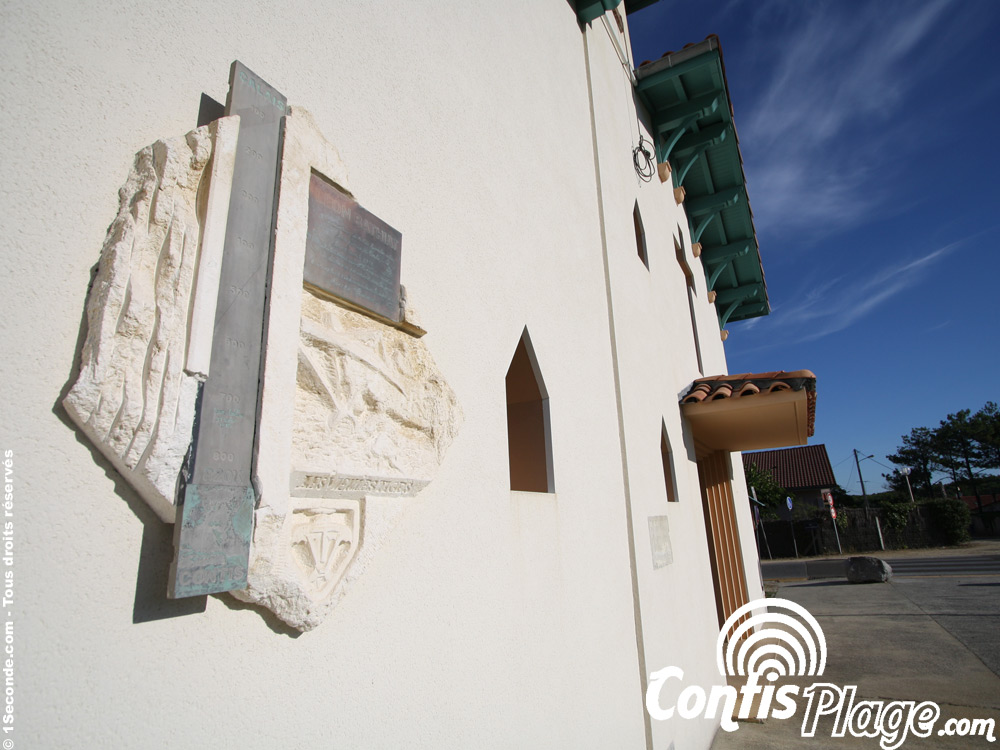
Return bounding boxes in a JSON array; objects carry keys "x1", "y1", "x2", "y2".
[{"x1": 0, "y1": 3, "x2": 765, "y2": 748}]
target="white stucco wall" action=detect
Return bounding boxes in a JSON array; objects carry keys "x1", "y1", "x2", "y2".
[
  {"x1": 0, "y1": 2, "x2": 762, "y2": 748},
  {"x1": 582, "y1": 19, "x2": 753, "y2": 750}
]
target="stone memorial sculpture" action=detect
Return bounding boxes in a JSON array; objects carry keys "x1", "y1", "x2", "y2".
[{"x1": 64, "y1": 71, "x2": 461, "y2": 630}]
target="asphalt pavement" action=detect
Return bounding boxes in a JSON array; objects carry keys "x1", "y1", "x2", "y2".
[{"x1": 761, "y1": 540, "x2": 1000, "y2": 581}]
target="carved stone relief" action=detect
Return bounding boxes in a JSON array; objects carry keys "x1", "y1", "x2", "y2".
[
  {"x1": 65, "y1": 106, "x2": 461, "y2": 630},
  {"x1": 230, "y1": 109, "x2": 462, "y2": 630},
  {"x1": 64, "y1": 116, "x2": 240, "y2": 523}
]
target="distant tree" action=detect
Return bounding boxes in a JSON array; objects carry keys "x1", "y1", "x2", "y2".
[
  {"x1": 887, "y1": 426, "x2": 937, "y2": 499},
  {"x1": 829, "y1": 483, "x2": 853, "y2": 504},
  {"x1": 866, "y1": 490, "x2": 910, "y2": 506},
  {"x1": 882, "y1": 469, "x2": 910, "y2": 496},
  {"x1": 886, "y1": 402, "x2": 999, "y2": 518},
  {"x1": 934, "y1": 408, "x2": 988, "y2": 511},
  {"x1": 830, "y1": 483, "x2": 863, "y2": 508},
  {"x1": 972, "y1": 401, "x2": 1000, "y2": 470},
  {"x1": 744, "y1": 462, "x2": 786, "y2": 519}
]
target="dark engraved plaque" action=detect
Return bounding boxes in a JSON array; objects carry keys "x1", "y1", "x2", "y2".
[
  {"x1": 170, "y1": 61, "x2": 286, "y2": 598},
  {"x1": 304, "y1": 173, "x2": 403, "y2": 323}
]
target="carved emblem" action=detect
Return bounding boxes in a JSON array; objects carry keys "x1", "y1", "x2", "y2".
[{"x1": 289, "y1": 504, "x2": 360, "y2": 601}]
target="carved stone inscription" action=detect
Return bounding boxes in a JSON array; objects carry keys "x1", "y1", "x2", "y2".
[
  {"x1": 291, "y1": 471, "x2": 428, "y2": 498},
  {"x1": 304, "y1": 173, "x2": 402, "y2": 322}
]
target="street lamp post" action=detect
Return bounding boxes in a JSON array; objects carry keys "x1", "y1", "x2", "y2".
[
  {"x1": 901, "y1": 467, "x2": 915, "y2": 504},
  {"x1": 854, "y1": 449, "x2": 874, "y2": 509}
]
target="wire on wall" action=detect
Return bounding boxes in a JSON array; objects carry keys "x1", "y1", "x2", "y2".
[
  {"x1": 605, "y1": 13, "x2": 657, "y2": 185},
  {"x1": 633, "y1": 133, "x2": 655, "y2": 182}
]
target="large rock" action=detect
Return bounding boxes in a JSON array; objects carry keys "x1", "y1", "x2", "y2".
[{"x1": 847, "y1": 556, "x2": 893, "y2": 583}]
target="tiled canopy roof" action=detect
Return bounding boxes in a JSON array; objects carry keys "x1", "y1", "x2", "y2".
[
  {"x1": 743, "y1": 444, "x2": 836, "y2": 491},
  {"x1": 682, "y1": 370, "x2": 816, "y2": 437}
]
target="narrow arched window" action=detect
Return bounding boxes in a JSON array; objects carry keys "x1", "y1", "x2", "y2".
[
  {"x1": 634, "y1": 202, "x2": 649, "y2": 268},
  {"x1": 676, "y1": 231, "x2": 703, "y2": 374},
  {"x1": 505, "y1": 329, "x2": 553, "y2": 492},
  {"x1": 661, "y1": 422, "x2": 678, "y2": 503}
]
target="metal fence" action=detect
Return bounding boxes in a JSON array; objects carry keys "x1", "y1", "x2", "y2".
[{"x1": 756, "y1": 507, "x2": 937, "y2": 559}]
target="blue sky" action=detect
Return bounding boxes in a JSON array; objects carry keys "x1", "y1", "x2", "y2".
[{"x1": 629, "y1": 0, "x2": 1000, "y2": 493}]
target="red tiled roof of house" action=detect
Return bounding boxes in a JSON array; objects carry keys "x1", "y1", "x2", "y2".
[
  {"x1": 960, "y1": 494, "x2": 999, "y2": 511},
  {"x1": 681, "y1": 370, "x2": 817, "y2": 437},
  {"x1": 743, "y1": 444, "x2": 836, "y2": 491}
]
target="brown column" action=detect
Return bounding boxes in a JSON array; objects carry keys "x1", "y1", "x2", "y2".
[{"x1": 698, "y1": 451, "x2": 750, "y2": 629}]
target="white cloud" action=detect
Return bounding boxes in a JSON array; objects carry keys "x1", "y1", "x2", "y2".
[
  {"x1": 732, "y1": 238, "x2": 964, "y2": 349},
  {"x1": 738, "y1": 0, "x2": 957, "y2": 233}
]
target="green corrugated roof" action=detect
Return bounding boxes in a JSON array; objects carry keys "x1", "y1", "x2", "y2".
[{"x1": 635, "y1": 36, "x2": 769, "y2": 326}]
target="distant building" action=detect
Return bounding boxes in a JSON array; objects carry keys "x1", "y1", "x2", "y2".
[{"x1": 743, "y1": 444, "x2": 836, "y2": 513}]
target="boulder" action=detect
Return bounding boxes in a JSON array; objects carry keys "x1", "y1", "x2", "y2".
[{"x1": 847, "y1": 556, "x2": 893, "y2": 583}]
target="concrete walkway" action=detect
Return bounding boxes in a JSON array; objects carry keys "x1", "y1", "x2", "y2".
[{"x1": 711, "y1": 571, "x2": 1000, "y2": 749}]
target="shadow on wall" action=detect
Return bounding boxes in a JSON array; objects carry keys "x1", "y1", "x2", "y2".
[
  {"x1": 53, "y1": 261, "x2": 210, "y2": 625},
  {"x1": 54, "y1": 177, "x2": 309, "y2": 639}
]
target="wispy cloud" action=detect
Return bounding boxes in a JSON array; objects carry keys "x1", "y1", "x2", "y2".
[
  {"x1": 738, "y1": 0, "x2": 958, "y2": 233},
  {"x1": 925, "y1": 320, "x2": 951, "y2": 333},
  {"x1": 791, "y1": 243, "x2": 957, "y2": 340},
  {"x1": 732, "y1": 238, "x2": 965, "y2": 350}
]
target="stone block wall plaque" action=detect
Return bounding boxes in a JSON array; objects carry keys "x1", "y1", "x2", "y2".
[
  {"x1": 648, "y1": 515, "x2": 674, "y2": 569},
  {"x1": 304, "y1": 174, "x2": 403, "y2": 323}
]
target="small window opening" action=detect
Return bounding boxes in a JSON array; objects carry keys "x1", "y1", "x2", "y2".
[
  {"x1": 612, "y1": 6, "x2": 625, "y2": 34},
  {"x1": 687, "y1": 286, "x2": 703, "y2": 375},
  {"x1": 661, "y1": 422, "x2": 678, "y2": 503},
  {"x1": 634, "y1": 202, "x2": 648, "y2": 269},
  {"x1": 674, "y1": 230, "x2": 693, "y2": 283},
  {"x1": 676, "y1": 232, "x2": 704, "y2": 374},
  {"x1": 506, "y1": 329, "x2": 553, "y2": 492}
]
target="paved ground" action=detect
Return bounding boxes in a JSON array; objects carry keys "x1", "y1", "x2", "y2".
[
  {"x1": 889, "y1": 556, "x2": 1000, "y2": 578},
  {"x1": 711, "y1": 560, "x2": 1000, "y2": 749}
]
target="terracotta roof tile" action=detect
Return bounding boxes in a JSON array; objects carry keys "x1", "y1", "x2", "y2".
[
  {"x1": 681, "y1": 370, "x2": 817, "y2": 437},
  {"x1": 743, "y1": 444, "x2": 836, "y2": 490},
  {"x1": 711, "y1": 384, "x2": 733, "y2": 400}
]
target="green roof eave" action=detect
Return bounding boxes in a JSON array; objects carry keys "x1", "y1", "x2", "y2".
[
  {"x1": 635, "y1": 36, "x2": 770, "y2": 326},
  {"x1": 574, "y1": 0, "x2": 661, "y2": 24},
  {"x1": 574, "y1": 0, "x2": 622, "y2": 24}
]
